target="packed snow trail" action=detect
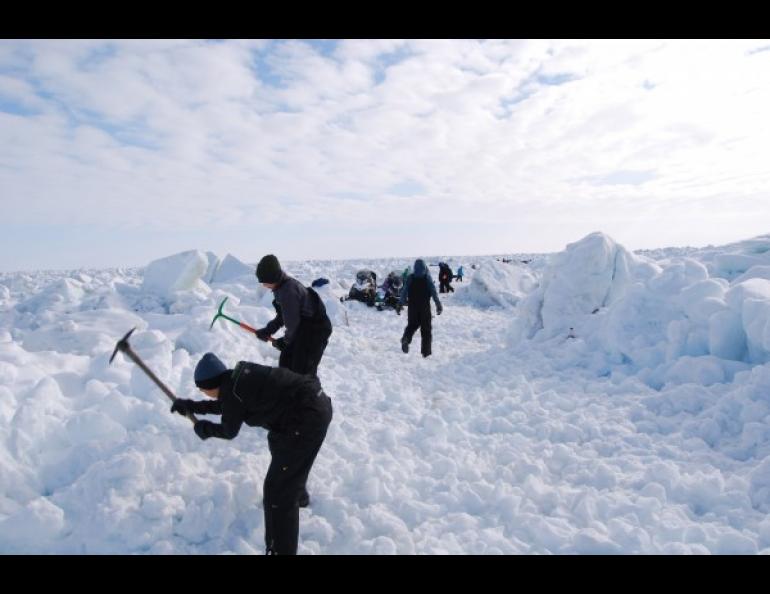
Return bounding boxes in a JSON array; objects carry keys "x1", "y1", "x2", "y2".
[{"x1": 312, "y1": 294, "x2": 767, "y2": 554}]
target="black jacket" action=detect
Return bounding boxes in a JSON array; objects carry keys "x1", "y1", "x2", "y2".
[
  {"x1": 400, "y1": 259, "x2": 441, "y2": 309},
  {"x1": 264, "y1": 273, "x2": 320, "y2": 345},
  {"x1": 190, "y1": 362, "x2": 322, "y2": 440}
]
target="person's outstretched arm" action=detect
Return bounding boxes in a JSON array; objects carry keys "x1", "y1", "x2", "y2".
[
  {"x1": 171, "y1": 398, "x2": 222, "y2": 416},
  {"x1": 193, "y1": 397, "x2": 245, "y2": 440}
]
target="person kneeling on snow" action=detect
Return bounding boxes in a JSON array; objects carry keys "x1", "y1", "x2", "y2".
[{"x1": 171, "y1": 352, "x2": 333, "y2": 555}]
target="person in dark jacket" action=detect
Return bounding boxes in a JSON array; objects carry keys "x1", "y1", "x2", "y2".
[
  {"x1": 377, "y1": 271, "x2": 403, "y2": 313},
  {"x1": 254, "y1": 254, "x2": 332, "y2": 377},
  {"x1": 399, "y1": 258, "x2": 442, "y2": 357},
  {"x1": 171, "y1": 352, "x2": 333, "y2": 555},
  {"x1": 438, "y1": 262, "x2": 455, "y2": 293}
]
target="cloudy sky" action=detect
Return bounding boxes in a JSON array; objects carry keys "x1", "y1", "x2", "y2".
[{"x1": 1, "y1": 39, "x2": 769, "y2": 271}]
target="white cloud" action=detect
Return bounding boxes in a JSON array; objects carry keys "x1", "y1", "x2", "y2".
[{"x1": 1, "y1": 39, "x2": 769, "y2": 269}]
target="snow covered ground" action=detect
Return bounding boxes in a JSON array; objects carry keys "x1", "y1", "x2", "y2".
[{"x1": 1, "y1": 235, "x2": 770, "y2": 554}]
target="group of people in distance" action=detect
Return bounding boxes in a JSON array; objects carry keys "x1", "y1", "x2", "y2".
[{"x1": 167, "y1": 254, "x2": 457, "y2": 554}]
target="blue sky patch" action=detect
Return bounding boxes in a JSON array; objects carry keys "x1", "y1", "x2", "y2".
[
  {"x1": 250, "y1": 42, "x2": 287, "y2": 88},
  {"x1": 306, "y1": 40, "x2": 339, "y2": 58},
  {"x1": 373, "y1": 46, "x2": 415, "y2": 85},
  {"x1": 499, "y1": 87, "x2": 537, "y2": 112},
  {"x1": 0, "y1": 97, "x2": 39, "y2": 117},
  {"x1": 388, "y1": 180, "x2": 426, "y2": 197},
  {"x1": 537, "y1": 73, "x2": 578, "y2": 86},
  {"x1": 76, "y1": 44, "x2": 118, "y2": 71}
]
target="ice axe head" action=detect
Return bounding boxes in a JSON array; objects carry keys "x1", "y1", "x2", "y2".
[
  {"x1": 109, "y1": 327, "x2": 136, "y2": 364},
  {"x1": 209, "y1": 297, "x2": 229, "y2": 330}
]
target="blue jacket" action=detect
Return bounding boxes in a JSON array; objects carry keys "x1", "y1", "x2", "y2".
[{"x1": 399, "y1": 259, "x2": 441, "y2": 307}]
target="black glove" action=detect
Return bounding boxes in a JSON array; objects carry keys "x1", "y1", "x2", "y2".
[
  {"x1": 171, "y1": 399, "x2": 194, "y2": 417},
  {"x1": 273, "y1": 337, "x2": 287, "y2": 352},
  {"x1": 436, "y1": 304, "x2": 443, "y2": 315},
  {"x1": 194, "y1": 420, "x2": 213, "y2": 440},
  {"x1": 255, "y1": 327, "x2": 271, "y2": 342}
]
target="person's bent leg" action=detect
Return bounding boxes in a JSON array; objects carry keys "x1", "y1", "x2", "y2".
[
  {"x1": 263, "y1": 430, "x2": 314, "y2": 554},
  {"x1": 420, "y1": 308, "x2": 432, "y2": 357},
  {"x1": 302, "y1": 321, "x2": 331, "y2": 377},
  {"x1": 402, "y1": 313, "x2": 420, "y2": 352},
  {"x1": 263, "y1": 453, "x2": 302, "y2": 554},
  {"x1": 263, "y1": 403, "x2": 332, "y2": 554},
  {"x1": 295, "y1": 393, "x2": 333, "y2": 510}
]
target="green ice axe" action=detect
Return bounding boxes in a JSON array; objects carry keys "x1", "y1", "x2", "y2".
[
  {"x1": 210, "y1": 297, "x2": 274, "y2": 342},
  {"x1": 109, "y1": 327, "x2": 198, "y2": 424}
]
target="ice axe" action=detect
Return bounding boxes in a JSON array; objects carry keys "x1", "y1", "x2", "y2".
[
  {"x1": 109, "y1": 327, "x2": 198, "y2": 424},
  {"x1": 209, "y1": 297, "x2": 274, "y2": 343}
]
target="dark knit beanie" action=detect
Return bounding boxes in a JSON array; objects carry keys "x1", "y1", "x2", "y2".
[
  {"x1": 194, "y1": 352, "x2": 228, "y2": 390},
  {"x1": 256, "y1": 254, "x2": 282, "y2": 283}
]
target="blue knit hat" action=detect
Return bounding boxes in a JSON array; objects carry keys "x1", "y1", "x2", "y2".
[{"x1": 194, "y1": 352, "x2": 228, "y2": 389}]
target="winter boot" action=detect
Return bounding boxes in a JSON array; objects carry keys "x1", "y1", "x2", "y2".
[{"x1": 401, "y1": 337, "x2": 409, "y2": 354}]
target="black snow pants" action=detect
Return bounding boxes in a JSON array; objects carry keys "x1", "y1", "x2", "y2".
[
  {"x1": 402, "y1": 304, "x2": 432, "y2": 357},
  {"x1": 264, "y1": 389, "x2": 333, "y2": 555}
]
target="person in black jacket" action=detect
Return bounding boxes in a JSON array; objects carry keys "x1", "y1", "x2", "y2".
[
  {"x1": 399, "y1": 258, "x2": 442, "y2": 357},
  {"x1": 438, "y1": 262, "x2": 455, "y2": 294},
  {"x1": 253, "y1": 254, "x2": 332, "y2": 377},
  {"x1": 171, "y1": 352, "x2": 333, "y2": 555}
]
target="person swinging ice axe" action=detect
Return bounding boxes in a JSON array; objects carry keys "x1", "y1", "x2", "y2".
[
  {"x1": 175, "y1": 352, "x2": 333, "y2": 555},
  {"x1": 253, "y1": 254, "x2": 332, "y2": 378},
  {"x1": 111, "y1": 329, "x2": 333, "y2": 555}
]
